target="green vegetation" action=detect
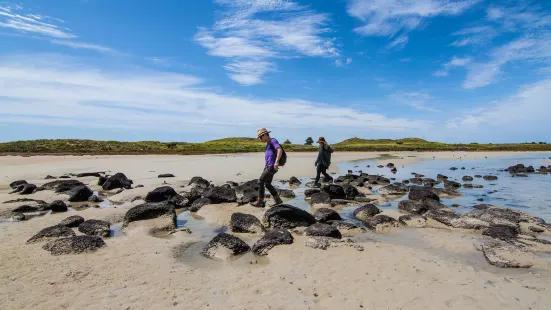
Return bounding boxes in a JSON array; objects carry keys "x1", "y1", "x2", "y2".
[
  {"x1": 0, "y1": 137, "x2": 550, "y2": 155},
  {"x1": 283, "y1": 139, "x2": 292, "y2": 144},
  {"x1": 305, "y1": 137, "x2": 314, "y2": 145}
]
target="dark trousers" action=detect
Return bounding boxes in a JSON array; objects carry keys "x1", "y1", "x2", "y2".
[
  {"x1": 258, "y1": 166, "x2": 279, "y2": 198},
  {"x1": 315, "y1": 163, "x2": 332, "y2": 184}
]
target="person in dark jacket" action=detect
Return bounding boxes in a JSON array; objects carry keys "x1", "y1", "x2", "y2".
[
  {"x1": 250, "y1": 128, "x2": 284, "y2": 207},
  {"x1": 314, "y1": 137, "x2": 334, "y2": 187}
]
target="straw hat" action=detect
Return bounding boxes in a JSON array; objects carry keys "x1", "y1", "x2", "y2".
[
  {"x1": 256, "y1": 128, "x2": 271, "y2": 138},
  {"x1": 316, "y1": 136, "x2": 326, "y2": 143}
]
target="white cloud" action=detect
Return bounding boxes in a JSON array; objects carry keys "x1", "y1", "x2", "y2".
[
  {"x1": 450, "y1": 25, "x2": 497, "y2": 47},
  {"x1": 335, "y1": 57, "x2": 353, "y2": 67},
  {"x1": 348, "y1": 0, "x2": 479, "y2": 48},
  {"x1": 0, "y1": 3, "x2": 75, "y2": 38},
  {"x1": 0, "y1": 54, "x2": 428, "y2": 135},
  {"x1": 400, "y1": 58, "x2": 412, "y2": 62},
  {"x1": 386, "y1": 35, "x2": 409, "y2": 50},
  {"x1": 51, "y1": 40, "x2": 117, "y2": 54},
  {"x1": 389, "y1": 92, "x2": 441, "y2": 112},
  {"x1": 433, "y1": 56, "x2": 472, "y2": 76},
  {"x1": 195, "y1": 0, "x2": 338, "y2": 85}
]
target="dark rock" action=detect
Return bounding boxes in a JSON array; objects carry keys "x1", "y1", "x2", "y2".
[
  {"x1": 158, "y1": 174, "x2": 175, "y2": 178},
  {"x1": 226, "y1": 181, "x2": 239, "y2": 187},
  {"x1": 237, "y1": 188, "x2": 259, "y2": 205},
  {"x1": 102, "y1": 173, "x2": 132, "y2": 190},
  {"x1": 482, "y1": 224, "x2": 519, "y2": 241},
  {"x1": 263, "y1": 204, "x2": 316, "y2": 229},
  {"x1": 321, "y1": 184, "x2": 346, "y2": 200},
  {"x1": 430, "y1": 187, "x2": 462, "y2": 197},
  {"x1": 19, "y1": 184, "x2": 37, "y2": 195},
  {"x1": 450, "y1": 167, "x2": 457, "y2": 171},
  {"x1": 45, "y1": 175, "x2": 57, "y2": 179},
  {"x1": 314, "y1": 208, "x2": 342, "y2": 223},
  {"x1": 38, "y1": 180, "x2": 85, "y2": 193},
  {"x1": 77, "y1": 172, "x2": 102, "y2": 178},
  {"x1": 483, "y1": 175, "x2": 498, "y2": 181},
  {"x1": 50, "y1": 200, "x2": 68, "y2": 212},
  {"x1": 408, "y1": 186, "x2": 440, "y2": 202},
  {"x1": 424, "y1": 209, "x2": 460, "y2": 226},
  {"x1": 27, "y1": 225, "x2": 76, "y2": 243},
  {"x1": 59, "y1": 215, "x2": 85, "y2": 227},
  {"x1": 43, "y1": 235, "x2": 106, "y2": 255},
  {"x1": 123, "y1": 201, "x2": 176, "y2": 227},
  {"x1": 463, "y1": 184, "x2": 484, "y2": 188},
  {"x1": 466, "y1": 206, "x2": 545, "y2": 227},
  {"x1": 277, "y1": 189, "x2": 295, "y2": 198},
  {"x1": 354, "y1": 197, "x2": 374, "y2": 203},
  {"x1": 304, "y1": 223, "x2": 342, "y2": 239},
  {"x1": 11, "y1": 212, "x2": 25, "y2": 222},
  {"x1": 58, "y1": 175, "x2": 71, "y2": 179},
  {"x1": 377, "y1": 165, "x2": 384, "y2": 168},
  {"x1": 363, "y1": 175, "x2": 391, "y2": 185},
  {"x1": 398, "y1": 214, "x2": 427, "y2": 227},
  {"x1": 190, "y1": 198, "x2": 211, "y2": 212},
  {"x1": 475, "y1": 175, "x2": 482, "y2": 178},
  {"x1": 443, "y1": 180, "x2": 462, "y2": 189},
  {"x1": 98, "y1": 176, "x2": 108, "y2": 186},
  {"x1": 289, "y1": 176, "x2": 301, "y2": 185},
  {"x1": 341, "y1": 184, "x2": 359, "y2": 200},
  {"x1": 398, "y1": 200, "x2": 434, "y2": 215},
  {"x1": 391, "y1": 167, "x2": 398, "y2": 173},
  {"x1": 477, "y1": 198, "x2": 484, "y2": 201},
  {"x1": 365, "y1": 215, "x2": 399, "y2": 230},
  {"x1": 462, "y1": 176, "x2": 473, "y2": 181},
  {"x1": 9, "y1": 180, "x2": 27, "y2": 189},
  {"x1": 230, "y1": 213, "x2": 264, "y2": 234},
  {"x1": 353, "y1": 204, "x2": 381, "y2": 221},
  {"x1": 12, "y1": 205, "x2": 39, "y2": 213},
  {"x1": 386, "y1": 163, "x2": 395, "y2": 168},
  {"x1": 482, "y1": 241, "x2": 536, "y2": 268},
  {"x1": 67, "y1": 185, "x2": 93, "y2": 202},
  {"x1": 202, "y1": 233, "x2": 250, "y2": 259},
  {"x1": 88, "y1": 195, "x2": 103, "y2": 203},
  {"x1": 78, "y1": 219, "x2": 110, "y2": 237},
  {"x1": 252, "y1": 229, "x2": 293, "y2": 256},
  {"x1": 437, "y1": 174, "x2": 448, "y2": 181},
  {"x1": 145, "y1": 186, "x2": 178, "y2": 203},
  {"x1": 461, "y1": 167, "x2": 466, "y2": 170},
  {"x1": 189, "y1": 176, "x2": 210, "y2": 188},
  {"x1": 304, "y1": 189, "x2": 321, "y2": 197},
  {"x1": 203, "y1": 186, "x2": 237, "y2": 203},
  {"x1": 331, "y1": 199, "x2": 349, "y2": 206},
  {"x1": 378, "y1": 183, "x2": 408, "y2": 196},
  {"x1": 310, "y1": 192, "x2": 331, "y2": 207}
]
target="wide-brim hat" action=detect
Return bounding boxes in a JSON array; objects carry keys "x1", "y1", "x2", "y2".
[
  {"x1": 316, "y1": 136, "x2": 326, "y2": 143},
  {"x1": 257, "y1": 128, "x2": 271, "y2": 138}
]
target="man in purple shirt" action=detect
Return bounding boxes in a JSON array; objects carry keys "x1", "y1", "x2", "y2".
[{"x1": 251, "y1": 128, "x2": 284, "y2": 207}]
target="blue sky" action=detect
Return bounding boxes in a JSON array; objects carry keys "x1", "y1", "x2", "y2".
[{"x1": 0, "y1": 0, "x2": 550, "y2": 144}]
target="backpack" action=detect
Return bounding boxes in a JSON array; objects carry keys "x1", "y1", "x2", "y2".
[{"x1": 269, "y1": 139, "x2": 287, "y2": 166}]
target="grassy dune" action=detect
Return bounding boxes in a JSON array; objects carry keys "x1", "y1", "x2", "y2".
[{"x1": 0, "y1": 137, "x2": 550, "y2": 155}]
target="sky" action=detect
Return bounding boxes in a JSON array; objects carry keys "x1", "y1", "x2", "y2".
[{"x1": 0, "y1": 0, "x2": 550, "y2": 144}]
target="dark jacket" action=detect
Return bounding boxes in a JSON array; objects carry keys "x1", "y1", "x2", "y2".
[{"x1": 315, "y1": 145, "x2": 333, "y2": 168}]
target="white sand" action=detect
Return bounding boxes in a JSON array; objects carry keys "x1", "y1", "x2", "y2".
[{"x1": 1, "y1": 151, "x2": 550, "y2": 309}]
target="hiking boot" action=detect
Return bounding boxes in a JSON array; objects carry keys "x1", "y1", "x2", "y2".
[{"x1": 250, "y1": 197, "x2": 265, "y2": 208}]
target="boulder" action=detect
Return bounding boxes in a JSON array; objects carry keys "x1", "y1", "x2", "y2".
[
  {"x1": 304, "y1": 189, "x2": 321, "y2": 197},
  {"x1": 50, "y1": 200, "x2": 68, "y2": 212},
  {"x1": 78, "y1": 219, "x2": 110, "y2": 237},
  {"x1": 12, "y1": 205, "x2": 39, "y2": 213},
  {"x1": 465, "y1": 206, "x2": 545, "y2": 227},
  {"x1": 190, "y1": 198, "x2": 211, "y2": 212},
  {"x1": 45, "y1": 175, "x2": 56, "y2": 179},
  {"x1": 331, "y1": 199, "x2": 349, "y2": 206},
  {"x1": 277, "y1": 189, "x2": 295, "y2": 199},
  {"x1": 39, "y1": 180, "x2": 85, "y2": 193},
  {"x1": 443, "y1": 180, "x2": 462, "y2": 189},
  {"x1": 321, "y1": 184, "x2": 346, "y2": 200},
  {"x1": 263, "y1": 204, "x2": 316, "y2": 229},
  {"x1": 145, "y1": 186, "x2": 178, "y2": 203},
  {"x1": 203, "y1": 186, "x2": 237, "y2": 203},
  {"x1": 102, "y1": 173, "x2": 132, "y2": 190},
  {"x1": 98, "y1": 176, "x2": 108, "y2": 186},
  {"x1": 437, "y1": 174, "x2": 448, "y2": 181},
  {"x1": 123, "y1": 201, "x2": 176, "y2": 228},
  {"x1": 341, "y1": 184, "x2": 359, "y2": 200},
  {"x1": 43, "y1": 235, "x2": 106, "y2": 255},
  {"x1": 408, "y1": 186, "x2": 440, "y2": 202},
  {"x1": 76, "y1": 172, "x2": 102, "y2": 178},
  {"x1": 19, "y1": 184, "x2": 37, "y2": 195},
  {"x1": 483, "y1": 175, "x2": 498, "y2": 181},
  {"x1": 158, "y1": 174, "x2": 175, "y2": 178},
  {"x1": 482, "y1": 241, "x2": 537, "y2": 268},
  {"x1": 450, "y1": 167, "x2": 458, "y2": 171},
  {"x1": 59, "y1": 215, "x2": 85, "y2": 228},
  {"x1": 378, "y1": 183, "x2": 408, "y2": 196},
  {"x1": 482, "y1": 224, "x2": 519, "y2": 241},
  {"x1": 398, "y1": 215, "x2": 427, "y2": 227},
  {"x1": 289, "y1": 177, "x2": 301, "y2": 186},
  {"x1": 10, "y1": 180, "x2": 28, "y2": 189},
  {"x1": 27, "y1": 225, "x2": 76, "y2": 243},
  {"x1": 353, "y1": 204, "x2": 381, "y2": 221},
  {"x1": 304, "y1": 223, "x2": 342, "y2": 239},
  {"x1": 363, "y1": 175, "x2": 390, "y2": 185},
  {"x1": 314, "y1": 208, "x2": 342, "y2": 223},
  {"x1": 365, "y1": 215, "x2": 400, "y2": 230},
  {"x1": 430, "y1": 187, "x2": 462, "y2": 198},
  {"x1": 425, "y1": 209, "x2": 489, "y2": 229},
  {"x1": 462, "y1": 176, "x2": 474, "y2": 181},
  {"x1": 463, "y1": 184, "x2": 484, "y2": 189},
  {"x1": 398, "y1": 200, "x2": 430, "y2": 215},
  {"x1": 237, "y1": 188, "x2": 259, "y2": 205},
  {"x1": 330, "y1": 221, "x2": 365, "y2": 235},
  {"x1": 252, "y1": 229, "x2": 293, "y2": 256},
  {"x1": 67, "y1": 185, "x2": 93, "y2": 202},
  {"x1": 230, "y1": 213, "x2": 264, "y2": 234},
  {"x1": 189, "y1": 176, "x2": 210, "y2": 188},
  {"x1": 310, "y1": 192, "x2": 331, "y2": 207},
  {"x1": 202, "y1": 233, "x2": 250, "y2": 259}
]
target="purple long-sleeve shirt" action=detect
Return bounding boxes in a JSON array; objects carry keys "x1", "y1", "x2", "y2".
[{"x1": 265, "y1": 138, "x2": 281, "y2": 167}]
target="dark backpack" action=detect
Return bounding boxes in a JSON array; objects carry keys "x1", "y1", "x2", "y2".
[{"x1": 269, "y1": 139, "x2": 287, "y2": 166}]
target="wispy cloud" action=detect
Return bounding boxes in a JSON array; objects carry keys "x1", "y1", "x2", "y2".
[
  {"x1": 386, "y1": 35, "x2": 408, "y2": 51},
  {"x1": 450, "y1": 25, "x2": 498, "y2": 47},
  {"x1": 0, "y1": 54, "x2": 428, "y2": 135},
  {"x1": 433, "y1": 56, "x2": 472, "y2": 77},
  {"x1": 195, "y1": 0, "x2": 339, "y2": 85},
  {"x1": 51, "y1": 40, "x2": 117, "y2": 54},
  {"x1": 0, "y1": 3, "x2": 74, "y2": 38},
  {"x1": 389, "y1": 91, "x2": 441, "y2": 112},
  {"x1": 335, "y1": 58, "x2": 353, "y2": 67},
  {"x1": 347, "y1": 0, "x2": 479, "y2": 48}
]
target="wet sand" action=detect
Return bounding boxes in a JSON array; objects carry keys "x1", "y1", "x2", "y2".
[{"x1": 1, "y1": 151, "x2": 550, "y2": 309}]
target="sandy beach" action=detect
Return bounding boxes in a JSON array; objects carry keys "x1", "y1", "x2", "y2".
[{"x1": 1, "y1": 151, "x2": 550, "y2": 310}]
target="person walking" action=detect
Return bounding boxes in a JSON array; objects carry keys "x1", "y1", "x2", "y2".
[
  {"x1": 314, "y1": 137, "x2": 333, "y2": 187},
  {"x1": 251, "y1": 128, "x2": 284, "y2": 207}
]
